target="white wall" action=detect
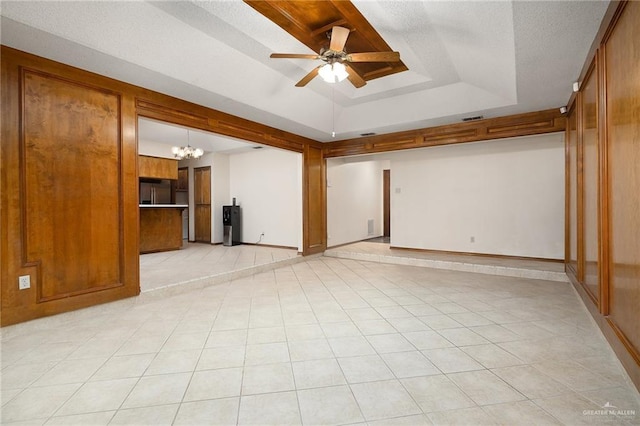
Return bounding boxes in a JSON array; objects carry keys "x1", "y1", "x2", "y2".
[
  {"x1": 390, "y1": 133, "x2": 565, "y2": 259},
  {"x1": 327, "y1": 159, "x2": 389, "y2": 247},
  {"x1": 229, "y1": 148, "x2": 302, "y2": 250},
  {"x1": 138, "y1": 139, "x2": 175, "y2": 159}
]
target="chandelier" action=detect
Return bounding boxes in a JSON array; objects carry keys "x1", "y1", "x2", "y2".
[{"x1": 172, "y1": 130, "x2": 203, "y2": 160}]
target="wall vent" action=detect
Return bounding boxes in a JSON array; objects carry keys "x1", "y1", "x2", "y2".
[
  {"x1": 462, "y1": 115, "x2": 484, "y2": 122},
  {"x1": 367, "y1": 219, "x2": 374, "y2": 235}
]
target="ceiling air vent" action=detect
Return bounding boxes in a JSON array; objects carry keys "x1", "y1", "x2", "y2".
[
  {"x1": 360, "y1": 132, "x2": 376, "y2": 137},
  {"x1": 462, "y1": 115, "x2": 484, "y2": 122}
]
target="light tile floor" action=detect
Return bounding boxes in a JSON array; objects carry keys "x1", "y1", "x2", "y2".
[
  {"x1": 326, "y1": 241, "x2": 568, "y2": 282},
  {"x1": 140, "y1": 243, "x2": 300, "y2": 292},
  {"x1": 2, "y1": 256, "x2": 640, "y2": 425}
]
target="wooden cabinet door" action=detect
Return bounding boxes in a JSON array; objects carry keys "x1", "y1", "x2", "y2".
[
  {"x1": 139, "y1": 155, "x2": 178, "y2": 179},
  {"x1": 194, "y1": 166, "x2": 211, "y2": 242},
  {"x1": 176, "y1": 167, "x2": 188, "y2": 191}
]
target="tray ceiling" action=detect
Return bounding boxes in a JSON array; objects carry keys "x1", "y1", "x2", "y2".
[{"x1": 0, "y1": 1, "x2": 609, "y2": 142}]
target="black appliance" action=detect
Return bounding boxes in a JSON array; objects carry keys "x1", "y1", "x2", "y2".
[{"x1": 223, "y1": 201, "x2": 241, "y2": 246}]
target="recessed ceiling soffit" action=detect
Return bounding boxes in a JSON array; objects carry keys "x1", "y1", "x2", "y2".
[{"x1": 243, "y1": 0, "x2": 408, "y2": 82}]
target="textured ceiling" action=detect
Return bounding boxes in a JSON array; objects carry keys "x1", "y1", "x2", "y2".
[{"x1": 1, "y1": 1, "x2": 609, "y2": 143}]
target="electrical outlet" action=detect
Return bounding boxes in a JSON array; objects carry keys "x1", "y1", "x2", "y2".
[
  {"x1": 18, "y1": 275, "x2": 31, "y2": 290},
  {"x1": 470, "y1": 236, "x2": 475, "y2": 243}
]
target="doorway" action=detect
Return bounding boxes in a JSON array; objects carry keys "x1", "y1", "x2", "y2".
[
  {"x1": 383, "y1": 169, "x2": 390, "y2": 238},
  {"x1": 176, "y1": 167, "x2": 189, "y2": 241},
  {"x1": 194, "y1": 166, "x2": 211, "y2": 243}
]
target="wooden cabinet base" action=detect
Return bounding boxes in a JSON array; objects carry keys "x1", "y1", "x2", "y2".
[{"x1": 140, "y1": 207, "x2": 185, "y2": 253}]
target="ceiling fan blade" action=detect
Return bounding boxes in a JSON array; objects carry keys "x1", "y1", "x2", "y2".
[
  {"x1": 347, "y1": 51, "x2": 400, "y2": 63},
  {"x1": 345, "y1": 64, "x2": 366, "y2": 88},
  {"x1": 329, "y1": 26, "x2": 350, "y2": 52},
  {"x1": 270, "y1": 53, "x2": 321, "y2": 60},
  {"x1": 295, "y1": 67, "x2": 320, "y2": 87}
]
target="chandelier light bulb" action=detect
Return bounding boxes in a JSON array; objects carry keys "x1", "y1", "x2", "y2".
[
  {"x1": 172, "y1": 145, "x2": 203, "y2": 160},
  {"x1": 172, "y1": 130, "x2": 204, "y2": 160}
]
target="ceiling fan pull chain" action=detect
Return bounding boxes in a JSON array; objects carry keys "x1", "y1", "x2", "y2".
[{"x1": 332, "y1": 87, "x2": 336, "y2": 138}]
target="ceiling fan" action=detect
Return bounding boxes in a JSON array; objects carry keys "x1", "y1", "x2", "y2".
[{"x1": 270, "y1": 26, "x2": 401, "y2": 88}]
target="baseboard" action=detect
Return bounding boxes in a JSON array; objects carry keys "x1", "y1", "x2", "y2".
[
  {"x1": 241, "y1": 242, "x2": 299, "y2": 250},
  {"x1": 327, "y1": 236, "x2": 385, "y2": 250},
  {"x1": 388, "y1": 245, "x2": 563, "y2": 263}
]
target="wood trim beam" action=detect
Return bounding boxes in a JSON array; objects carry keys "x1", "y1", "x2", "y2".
[
  {"x1": 323, "y1": 109, "x2": 566, "y2": 158},
  {"x1": 134, "y1": 99, "x2": 322, "y2": 153}
]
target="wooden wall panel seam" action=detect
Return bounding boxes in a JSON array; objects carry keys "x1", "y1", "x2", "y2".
[
  {"x1": 598, "y1": 45, "x2": 611, "y2": 316},
  {"x1": 580, "y1": 56, "x2": 601, "y2": 308},
  {"x1": 566, "y1": 100, "x2": 579, "y2": 278},
  {"x1": 576, "y1": 91, "x2": 585, "y2": 284},
  {"x1": 564, "y1": 102, "x2": 571, "y2": 273}
]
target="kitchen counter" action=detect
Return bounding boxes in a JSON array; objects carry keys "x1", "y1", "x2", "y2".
[
  {"x1": 139, "y1": 205, "x2": 187, "y2": 253},
  {"x1": 139, "y1": 204, "x2": 188, "y2": 208}
]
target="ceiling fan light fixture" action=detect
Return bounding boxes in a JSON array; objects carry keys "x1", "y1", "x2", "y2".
[
  {"x1": 318, "y1": 63, "x2": 335, "y2": 83},
  {"x1": 319, "y1": 62, "x2": 348, "y2": 83},
  {"x1": 333, "y1": 62, "x2": 349, "y2": 82}
]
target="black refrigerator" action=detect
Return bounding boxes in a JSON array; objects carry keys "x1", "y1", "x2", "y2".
[{"x1": 222, "y1": 205, "x2": 241, "y2": 246}]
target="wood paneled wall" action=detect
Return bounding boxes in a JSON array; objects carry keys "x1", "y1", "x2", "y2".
[
  {"x1": 566, "y1": 103, "x2": 579, "y2": 277},
  {"x1": 565, "y1": 0, "x2": 640, "y2": 390},
  {"x1": 1, "y1": 49, "x2": 140, "y2": 325},
  {"x1": 303, "y1": 144, "x2": 326, "y2": 255},
  {"x1": 1, "y1": 46, "x2": 325, "y2": 325}
]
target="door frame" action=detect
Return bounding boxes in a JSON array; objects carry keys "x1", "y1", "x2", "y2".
[{"x1": 383, "y1": 169, "x2": 390, "y2": 238}]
